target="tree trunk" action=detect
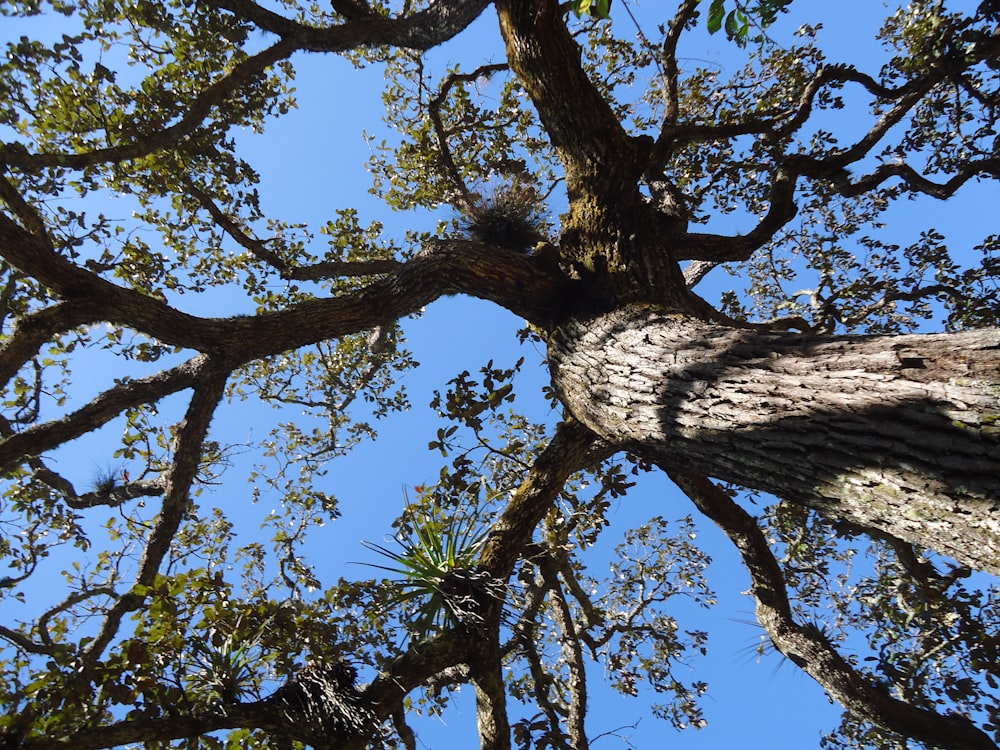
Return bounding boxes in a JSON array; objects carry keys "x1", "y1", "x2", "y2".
[{"x1": 548, "y1": 305, "x2": 1000, "y2": 575}]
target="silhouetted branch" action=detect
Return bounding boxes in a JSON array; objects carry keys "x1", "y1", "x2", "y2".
[
  {"x1": 83, "y1": 364, "x2": 230, "y2": 660},
  {"x1": 0, "y1": 356, "x2": 208, "y2": 471},
  {"x1": 429, "y1": 63, "x2": 510, "y2": 213},
  {"x1": 204, "y1": 0, "x2": 492, "y2": 52}
]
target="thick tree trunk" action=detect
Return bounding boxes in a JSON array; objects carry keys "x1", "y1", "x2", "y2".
[{"x1": 548, "y1": 305, "x2": 1000, "y2": 575}]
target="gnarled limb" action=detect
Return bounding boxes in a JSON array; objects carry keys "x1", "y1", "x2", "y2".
[
  {"x1": 204, "y1": 0, "x2": 492, "y2": 53},
  {"x1": 668, "y1": 470, "x2": 997, "y2": 750},
  {"x1": 839, "y1": 157, "x2": 1000, "y2": 199},
  {"x1": 83, "y1": 362, "x2": 230, "y2": 661}
]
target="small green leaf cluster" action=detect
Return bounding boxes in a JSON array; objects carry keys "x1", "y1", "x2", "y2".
[
  {"x1": 705, "y1": 0, "x2": 793, "y2": 46},
  {"x1": 570, "y1": 0, "x2": 613, "y2": 21}
]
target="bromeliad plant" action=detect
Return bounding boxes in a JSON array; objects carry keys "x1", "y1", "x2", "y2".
[
  {"x1": 362, "y1": 505, "x2": 497, "y2": 640},
  {"x1": 186, "y1": 613, "x2": 273, "y2": 703}
]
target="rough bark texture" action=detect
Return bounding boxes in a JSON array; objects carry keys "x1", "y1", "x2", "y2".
[{"x1": 549, "y1": 305, "x2": 1000, "y2": 574}]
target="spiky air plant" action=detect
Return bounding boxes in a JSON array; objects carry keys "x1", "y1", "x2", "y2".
[
  {"x1": 361, "y1": 510, "x2": 503, "y2": 639},
  {"x1": 458, "y1": 183, "x2": 549, "y2": 253},
  {"x1": 91, "y1": 464, "x2": 121, "y2": 496},
  {"x1": 187, "y1": 614, "x2": 271, "y2": 703},
  {"x1": 264, "y1": 659, "x2": 375, "y2": 746}
]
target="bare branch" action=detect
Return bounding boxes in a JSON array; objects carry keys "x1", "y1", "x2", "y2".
[
  {"x1": 0, "y1": 625, "x2": 60, "y2": 656},
  {"x1": 661, "y1": 0, "x2": 698, "y2": 125},
  {"x1": 181, "y1": 178, "x2": 290, "y2": 272},
  {"x1": 519, "y1": 625, "x2": 572, "y2": 748},
  {"x1": 37, "y1": 587, "x2": 117, "y2": 649},
  {"x1": 470, "y1": 652, "x2": 512, "y2": 750},
  {"x1": 495, "y1": 0, "x2": 639, "y2": 195},
  {"x1": 183, "y1": 178, "x2": 404, "y2": 280},
  {"x1": 0, "y1": 173, "x2": 53, "y2": 244},
  {"x1": 838, "y1": 157, "x2": 1000, "y2": 199},
  {"x1": 683, "y1": 260, "x2": 717, "y2": 288},
  {"x1": 391, "y1": 707, "x2": 417, "y2": 750},
  {"x1": 680, "y1": 168, "x2": 799, "y2": 262},
  {"x1": 23, "y1": 454, "x2": 166, "y2": 510},
  {"x1": 537, "y1": 554, "x2": 589, "y2": 750},
  {"x1": 0, "y1": 356, "x2": 207, "y2": 472},
  {"x1": 781, "y1": 69, "x2": 949, "y2": 179},
  {"x1": 204, "y1": 0, "x2": 492, "y2": 52},
  {"x1": 770, "y1": 64, "x2": 922, "y2": 145}
]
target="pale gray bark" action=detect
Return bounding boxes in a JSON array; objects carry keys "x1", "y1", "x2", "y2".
[{"x1": 548, "y1": 305, "x2": 1000, "y2": 574}]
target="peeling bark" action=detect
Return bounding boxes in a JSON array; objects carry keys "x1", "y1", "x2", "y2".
[{"x1": 549, "y1": 305, "x2": 1000, "y2": 574}]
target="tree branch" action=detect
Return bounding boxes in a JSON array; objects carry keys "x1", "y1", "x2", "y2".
[
  {"x1": 429, "y1": 62, "x2": 510, "y2": 213},
  {"x1": 479, "y1": 418, "x2": 603, "y2": 580},
  {"x1": 182, "y1": 177, "x2": 405, "y2": 280},
  {"x1": 83, "y1": 362, "x2": 230, "y2": 661},
  {"x1": 0, "y1": 356, "x2": 208, "y2": 472},
  {"x1": 781, "y1": 66, "x2": 951, "y2": 180},
  {"x1": 537, "y1": 554, "x2": 589, "y2": 750},
  {"x1": 203, "y1": 0, "x2": 492, "y2": 53},
  {"x1": 667, "y1": 470, "x2": 997, "y2": 750},
  {"x1": 471, "y1": 648, "x2": 513, "y2": 750},
  {"x1": 494, "y1": 0, "x2": 642, "y2": 196},
  {"x1": 0, "y1": 300, "x2": 109, "y2": 389},
  {"x1": 679, "y1": 168, "x2": 799, "y2": 262},
  {"x1": 2, "y1": 200, "x2": 574, "y2": 365},
  {"x1": 0, "y1": 40, "x2": 298, "y2": 172},
  {"x1": 838, "y1": 157, "x2": 1000, "y2": 199},
  {"x1": 658, "y1": 0, "x2": 699, "y2": 128}
]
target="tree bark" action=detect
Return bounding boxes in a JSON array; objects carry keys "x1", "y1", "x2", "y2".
[{"x1": 548, "y1": 305, "x2": 1000, "y2": 574}]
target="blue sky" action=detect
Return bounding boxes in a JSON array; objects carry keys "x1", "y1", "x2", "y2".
[{"x1": 1, "y1": 0, "x2": 996, "y2": 747}]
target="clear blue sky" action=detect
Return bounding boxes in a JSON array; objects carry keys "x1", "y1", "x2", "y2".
[{"x1": 1, "y1": 1, "x2": 995, "y2": 747}]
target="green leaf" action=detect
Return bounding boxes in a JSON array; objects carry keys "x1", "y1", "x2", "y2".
[
  {"x1": 707, "y1": 0, "x2": 726, "y2": 34},
  {"x1": 725, "y1": 9, "x2": 749, "y2": 46},
  {"x1": 571, "y1": 0, "x2": 612, "y2": 20}
]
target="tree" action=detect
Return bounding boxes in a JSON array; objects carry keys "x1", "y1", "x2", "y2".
[{"x1": 1, "y1": 0, "x2": 999, "y2": 747}]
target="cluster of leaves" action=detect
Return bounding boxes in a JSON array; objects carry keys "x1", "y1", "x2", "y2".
[{"x1": 705, "y1": 0, "x2": 794, "y2": 45}]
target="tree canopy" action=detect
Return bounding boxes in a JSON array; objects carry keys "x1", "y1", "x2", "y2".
[{"x1": 1, "y1": 1, "x2": 999, "y2": 749}]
